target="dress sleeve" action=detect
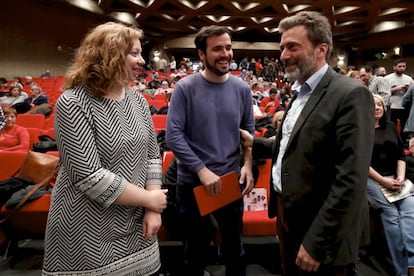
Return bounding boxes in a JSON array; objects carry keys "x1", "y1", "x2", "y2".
[{"x1": 0, "y1": 108, "x2": 5, "y2": 132}]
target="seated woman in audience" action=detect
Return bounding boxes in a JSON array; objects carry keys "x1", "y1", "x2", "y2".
[
  {"x1": 154, "y1": 80, "x2": 172, "y2": 96},
  {"x1": 0, "y1": 84, "x2": 26, "y2": 106},
  {"x1": 259, "y1": 87, "x2": 280, "y2": 114},
  {"x1": 0, "y1": 107, "x2": 30, "y2": 152},
  {"x1": 272, "y1": 110, "x2": 284, "y2": 131},
  {"x1": 367, "y1": 94, "x2": 414, "y2": 276}
]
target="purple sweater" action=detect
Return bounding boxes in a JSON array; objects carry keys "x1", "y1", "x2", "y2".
[{"x1": 166, "y1": 73, "x2": 254, "y2": 183}]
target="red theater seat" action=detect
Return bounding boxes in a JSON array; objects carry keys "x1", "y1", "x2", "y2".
[{"x1": 243, "y1": 159, "x2": 278, "y2": 236}]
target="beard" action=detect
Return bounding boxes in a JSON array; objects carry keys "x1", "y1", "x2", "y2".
[
  {"x1": 204, "y1": 58, "x2": 230, "y2": 76},
  {"x1": 284, "y1": 51, "x2": 316, "y2": 83}
]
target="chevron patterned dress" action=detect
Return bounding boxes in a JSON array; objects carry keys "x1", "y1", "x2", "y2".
[{"x1": 42, "y1": 86, "x2": 162, "y2": 275}]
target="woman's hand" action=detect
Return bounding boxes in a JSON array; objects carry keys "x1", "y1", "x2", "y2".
[
  {"x1": 144, "y1": 189, "x2": 168, "y2": 213},
  {"x1": 380, "y1": 176, "x2": 404, "y2": 190},
  {"x1": 143, "y1": 210, "x2": 162, "y2": 241}
]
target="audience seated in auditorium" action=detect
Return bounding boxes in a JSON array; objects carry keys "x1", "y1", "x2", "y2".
[
  {"x1": 367, "y1": 95, "x2": 414, "y2": 276},
  {"x1": 278, "y1": 84, "x2": 292, "y2": 100},
  {"x1": 0, "y1": 107, "x2": 30, "y2": 152},
  {"x1": 0, "y1": 85, "x2": 26, "y2": 107},
  {"x1": 10, "y1": 76, "x2": 24, "y2": 90},
  {"x1": 23, "y1": 85, "x2": 52, "y2": 116},
  {"x1": 276, "y1": 97, "x2": 291, "y2": 112},
  {"x1": 251, "y1": 82, "x2": 264, "y2": 101},
  {"x1": 154, "y1": 80, "x2": 172, "y2": 96},
  {"x1": 359, "y1": 65, "x2": 391, "y2": 107},
  {"x1": 0, "y1": 78, "x2": 7, "y2": 90},
  {"x1": 259, "y1": 87, "x2": 280, "y2": 114},
  {"x1": 271, "y1": 110, "x2": 284, "y2": 135},
  {"x1": 40, "y1": 69, "x2": 53, "y2": 79},
  {"x1": 25, "y1": 85, "x2": 48, "y2": 107},
  {"x1": 24, "y1": 76, "x2": 38, "y2": 86},
  {"x1": 346, "y1": 70, "x2": 362, "y2": 83},
  {"x1": 375, "y1": 66, "x2": 387, "y2": 77},
  {"x1": 131, "y1": 77, "x2": 147, "y2": 93}
]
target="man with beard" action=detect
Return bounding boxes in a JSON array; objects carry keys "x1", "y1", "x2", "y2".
[
  {"x1": 385, "y1": 58, "x2": 414, "y2": 139},
  {"x1": 240, "y1": 11, "x2": 374, "y2": 275},
  {"x1": 166, "y1": 25, "x2": 255, "y2": 276}
]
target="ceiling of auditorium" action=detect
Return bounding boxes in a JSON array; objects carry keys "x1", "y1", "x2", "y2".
[
  {"x1": 68, "y1": 0, "x2": 414, "y2": 49},
  {"x1": 4, "y1": 0, "x2": 414, "y2": 55}
]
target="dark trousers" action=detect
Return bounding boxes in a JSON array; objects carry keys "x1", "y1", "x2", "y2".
[
  {"x1": 276, "y1": 195, "x2": 356, "y2": 276},
  {"x1": 177, "y1": 180, "x2": 246, "y2": 276}
]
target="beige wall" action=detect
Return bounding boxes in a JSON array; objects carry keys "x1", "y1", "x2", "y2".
[{"x1": 0, "y1": 31, "x2": 73, "y2": 80}]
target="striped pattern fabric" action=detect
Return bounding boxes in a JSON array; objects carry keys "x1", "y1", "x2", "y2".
[
  {"x1": 0, "y1": 107, "x2": 5, "y2": 131},
  {"x1": 42, "y1": 86, "x2": 162, "y2": 275}
]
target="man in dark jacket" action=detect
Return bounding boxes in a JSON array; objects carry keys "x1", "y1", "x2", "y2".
[{"x1": 240, "y1": 11, "x2": 374, "y2": 276}]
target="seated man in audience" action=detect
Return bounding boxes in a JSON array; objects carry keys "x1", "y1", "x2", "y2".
[
  {"x1": 275, "y1": 97, "x2": 291, "y2": 112},
  {"x1": 40, "y1": 69, "x2": 53, "y2": 79},
  {"x1": 24, "y1": 76, "x2": 38, "y2": 86},
  {"x1": 24, "y1": 85, "x2": 52, "y2": 115},
  {"x1": 25, "y1": 85, "x2": 48, "y2": 107},
  {"x1": 259, "y1": 87, "x2": 280, "y2": 114},
  {"x1": 154, "y1": 80, "x2": 172, "y2": 96},
  {"x1": 0, "y1": 107, "x2": 30, "y2": 152}
]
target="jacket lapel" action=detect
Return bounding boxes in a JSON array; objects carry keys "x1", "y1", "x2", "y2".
[{"x1": 285, "y1": 68, "x2": 337, "y2": 150}]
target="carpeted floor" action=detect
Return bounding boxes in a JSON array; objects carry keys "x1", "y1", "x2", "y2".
[{"x1": 0, "y1": 236, "x2": 395, "y2": 276}]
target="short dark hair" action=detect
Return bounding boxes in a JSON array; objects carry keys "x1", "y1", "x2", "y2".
[
  {"x1": 269, "y1": 88, "x2": 278, "y2": 94},
  {"x1": 194, "y1": 25, "x2": 232, "y2": 54},
  {"x1": 278, "y1": 11, "x2": 333, "y2": 62},
  {"x1": 362, "y1": 65, "x2": 373, "y2": 73},
  {"x1": 394, "y1": 58, "x2": 406, "y2": 66}
]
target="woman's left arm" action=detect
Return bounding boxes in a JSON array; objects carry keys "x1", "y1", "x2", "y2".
[
  {"x1": 396, "y1": 160, "x2": 406, "y2": 183},
  {"x1": 143, "y1": 184, "x2": 163, "y2": 240}
]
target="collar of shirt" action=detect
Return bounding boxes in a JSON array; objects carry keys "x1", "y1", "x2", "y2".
[{"x1": 292, "y1": 63, "x2": 329, "y2": 96}]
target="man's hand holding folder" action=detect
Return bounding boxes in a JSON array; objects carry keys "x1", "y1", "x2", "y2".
[{"x1": 193, "y1": 171, "x2": 242, "y2": 216}]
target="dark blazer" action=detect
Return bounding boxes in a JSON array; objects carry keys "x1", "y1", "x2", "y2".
[
  {"x1": 253, "y1": 67, "x2": 374, "y2": 265},
  {"x1": 24, "y1": 95, "x2": 48, "y2": 106}
]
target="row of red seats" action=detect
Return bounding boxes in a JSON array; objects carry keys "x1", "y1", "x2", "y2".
[
  {"x1": 16, "y1": 113, "x2": 165, "y2": 134},
  {"x1": 16, "y1": 113, "x2": 55, "y2": 130},
  {"x1": 0, "y1": 151, "x2": 58, "y2": 249},
  {"x1": 0, "y1": 149, "x2": 277, "y2": 255}
]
